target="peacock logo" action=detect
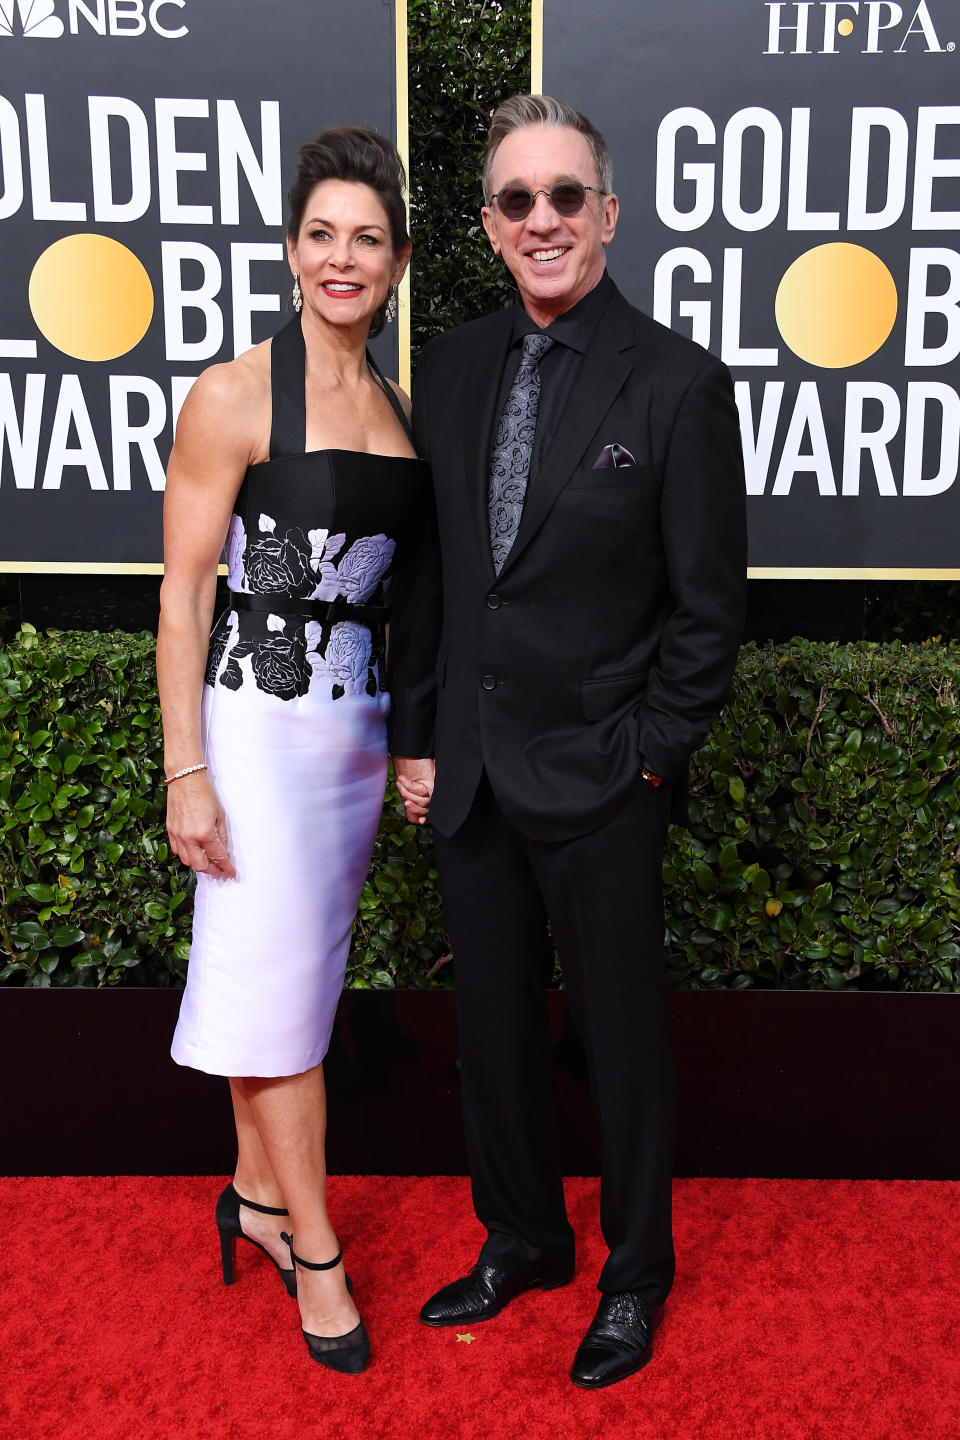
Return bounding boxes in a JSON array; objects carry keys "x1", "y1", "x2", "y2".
[{"x1": 0, "y1": 0, "x2": 64, "y2": 38}]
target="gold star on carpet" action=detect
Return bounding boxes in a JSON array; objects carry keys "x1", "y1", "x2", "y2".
[{"x1": 456, "y1": 1333, "x2": 475, "y2": 1344}]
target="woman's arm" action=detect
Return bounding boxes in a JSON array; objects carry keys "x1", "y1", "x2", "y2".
[{"x1": 156, "y1": 361, "x2": 263, "y2": 877}]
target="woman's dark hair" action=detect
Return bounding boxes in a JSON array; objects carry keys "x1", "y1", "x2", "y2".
[{"x1": 287, "y1": 126, "x2": 409, "y2": 338}]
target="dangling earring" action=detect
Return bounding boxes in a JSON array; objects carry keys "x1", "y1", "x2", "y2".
[
  {"x1": 292, "y1": 275, "x2": 302, "y2": 313},
  {"x1": 385, "y1": 286, "x2": 398, "y2": 325}
]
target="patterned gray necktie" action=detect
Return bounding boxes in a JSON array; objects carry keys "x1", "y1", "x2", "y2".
[{"x1": 488, "y1": 331, "x2": 555, "y2": 574}]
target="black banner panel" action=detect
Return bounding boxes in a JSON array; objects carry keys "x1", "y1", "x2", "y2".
[
  {"x1": 539, "y1": 0, "x2": 960, "y2": 574},
  {"x1": 0, "y1": 0, "x2": 401, "y2": 569}
]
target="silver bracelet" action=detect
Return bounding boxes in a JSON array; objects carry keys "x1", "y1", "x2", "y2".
[{"x1": 165, "y1": 762, "x2": 208, "y2": 785}]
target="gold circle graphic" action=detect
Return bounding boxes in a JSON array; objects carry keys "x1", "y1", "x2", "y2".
[
  {"x1": 775, "y1": 243, "x2": 897, "y2": 369},
  {"x1": 837, "y1": 16, "x2": 855, "y2": 35},
  {"x1": 29, "y1": 234, "x2": 154, "y2": 362}
]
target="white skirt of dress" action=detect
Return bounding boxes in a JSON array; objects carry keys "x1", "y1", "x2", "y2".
[{"x1": 170, "y1": 670, "x2": 390, "y2": 1078}]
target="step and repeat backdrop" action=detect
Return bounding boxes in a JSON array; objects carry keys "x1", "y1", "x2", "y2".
[
  {"x1": 0, "y1": 0, "x2": 402, "y2": 569},
  {"x1": 538, "y1": 0, "x2": 960, "y2": 574},
  {"x1": 2, "y1": 2, "x2": 957, "y2": 576}
]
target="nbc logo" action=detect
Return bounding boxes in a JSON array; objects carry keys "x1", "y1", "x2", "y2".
[{"x1": 0, "y1": 0, "x2": 188, "y2": 38}]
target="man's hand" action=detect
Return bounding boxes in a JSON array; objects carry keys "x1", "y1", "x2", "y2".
[{"x1": 393, "y1": 755, "x2": 435, "y2": 826}]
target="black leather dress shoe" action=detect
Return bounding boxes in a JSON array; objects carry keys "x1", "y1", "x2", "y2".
[
  {"x1": 419, "y1": 1262, "x2": 574, "y2": 1326},
  {"x1": 570, "y1": 1292, "x2": 665, "y2": 1389}
]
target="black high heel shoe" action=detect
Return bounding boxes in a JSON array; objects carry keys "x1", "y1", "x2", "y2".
[
  {"x1": 216, "y1": 1182, "x2": 297, "y2": 1297},
  {"x1": 281, "y1": 1232, "x2": 370, "y2": 1375}
]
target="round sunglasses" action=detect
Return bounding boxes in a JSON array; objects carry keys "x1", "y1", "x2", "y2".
[{"x1": 490, "y1": 181, "x2": 606, "y2": 222}]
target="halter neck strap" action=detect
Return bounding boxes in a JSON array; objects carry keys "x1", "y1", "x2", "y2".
[
  {"x1": 269, "y1": 315, "x2": 307, "y2": 460},
  {"x1": 268, "y1": 314, "x2": 414, "y2": 458}
]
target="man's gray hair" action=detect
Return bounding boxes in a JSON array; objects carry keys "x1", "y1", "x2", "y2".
[{"x1": 482, "y1": 94, "x2": 614, "y2": 204}]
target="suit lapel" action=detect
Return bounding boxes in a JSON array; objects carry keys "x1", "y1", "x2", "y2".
[
  {"x1": 499, "y1": 288, "x2": 636, "y2": 577},
  {"x1": 458, "y1": 310, "x2": 513, "y2": 583}
]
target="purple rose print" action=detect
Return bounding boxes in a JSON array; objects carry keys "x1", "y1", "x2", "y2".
[
  {"x1": 213, "y1": 506, "x2": 393, "y2": 702},
  {"x1": 308, "y1": 528, "x2": 346, "y2": 568},
  {"x1": 333, "y1": 535, "x2": 395, "y2": 601},
  {"x1": 324, "y1": 622, "x2": 372, "y2": 697},
  {"x1": 225, "y1": 514, "x2": 247, "y2": 589},
  {"x1": 306, "y1": 528, "x2": 346, "y2": 600}
]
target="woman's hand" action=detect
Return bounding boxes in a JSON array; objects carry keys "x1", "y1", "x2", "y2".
[
  {"x1": 166, "y1": 771, "x2": 237, "y2": 878},
  {"x1": 393, "y1": 756, "x2": 435, "y2": 826}
]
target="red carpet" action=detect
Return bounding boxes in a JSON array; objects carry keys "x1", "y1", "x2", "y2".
[{"x1": 2, "y1": 1176, "x2": 959, "y2": 1439}]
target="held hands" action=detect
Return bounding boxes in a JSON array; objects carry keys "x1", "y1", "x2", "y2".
[
  {"x1": 393, "y1": 755, "x2": 435, "y2": 826},
  {"x1": 165, "y1": 771, "x2": 237, "y2": 878}
]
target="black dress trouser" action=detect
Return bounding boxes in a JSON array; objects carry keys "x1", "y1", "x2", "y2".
[{"x1": 433, "y1": 771, "x2": 676, "y2": 1303}]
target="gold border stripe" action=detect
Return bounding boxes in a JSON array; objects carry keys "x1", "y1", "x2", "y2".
[
  {"x1": 0, "y1": 562, "x2": 228, "y2": 576},
  {"x1": 5, "y1": 563, "x2": 956, "y2": 580},
  {"x1": 396, "y1": 0, "x2": 411, "y2": 393},
  {"x1": 531, "y1": 0, "x2": 544, "y2": 92},
  {"x1": 748, "y1": 568, "x2": 960, "y2": 580}
]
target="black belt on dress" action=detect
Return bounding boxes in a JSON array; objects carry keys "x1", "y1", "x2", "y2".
[{"x1": 229, "y1": 590, "x2": 391, "y2": 627}]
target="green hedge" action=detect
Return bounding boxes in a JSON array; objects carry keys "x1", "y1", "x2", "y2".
[
  {"x1": 408, "y1": 0, "x2": 530, "y2": 347},
  {"x1": 667, "y1": 641, "x2": 960, "y2": 990},
  {"x1": 1, "y1": 629, "x2": 957, "y2": 991},
  {"x1": 0, "y1": 628, "x2": 446, "y2": 990}
]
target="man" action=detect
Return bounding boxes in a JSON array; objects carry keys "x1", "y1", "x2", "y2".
[{"x1": 396, "y1": 94, "x2": 747, "y2": 1388}]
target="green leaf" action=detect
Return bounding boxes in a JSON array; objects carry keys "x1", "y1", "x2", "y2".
[
  {"x1": 694, "y1": 861, "x2": 717, "y2": 894},
  {"x1": 48, "y1": 926, "x2": 85, "y2": 947},
  {"x1": 24, "y1": 883, "x2": 56, "y2": 904},
  {"x1": 717, "y1": 844, "x2": 740, "y2": 874}
]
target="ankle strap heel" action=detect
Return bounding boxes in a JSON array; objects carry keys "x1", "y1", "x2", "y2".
[
  {"x1": 280, "y1": 1233, "x2": 343, "y2": 1271},
  {"x1": 279, "y1": 1233, "x2": 368, "y2": 1374},
  {"x1": 234, "y1": 1186, "x2": 289, "y2": 1216}
]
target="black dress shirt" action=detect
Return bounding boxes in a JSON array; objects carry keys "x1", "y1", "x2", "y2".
[{"x1": 491, "y1": 270, "x2": 614, "y2": 484}]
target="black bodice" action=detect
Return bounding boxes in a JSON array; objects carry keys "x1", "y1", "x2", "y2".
[{"x1": 204, "y1": 318, "x2": 431, "y2": 703}]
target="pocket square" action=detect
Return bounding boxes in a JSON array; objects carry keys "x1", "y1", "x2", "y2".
[{"x1": 592, "y1": 442, "x2": 636, "y2": 470}]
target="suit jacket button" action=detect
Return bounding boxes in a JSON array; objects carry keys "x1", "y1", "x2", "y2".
[
  {"x1": 486, "y1": 593, "x2": 503, "y2": 610},
  {"x1": 481, "y1": 674, "x2": 497, "y2": 691}
]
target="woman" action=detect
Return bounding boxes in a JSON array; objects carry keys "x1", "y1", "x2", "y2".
[{"x1": 157, "y1": 127, "x2": 434, "y2": 1375}]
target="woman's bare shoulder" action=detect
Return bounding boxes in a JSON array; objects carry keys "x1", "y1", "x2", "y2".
[
  {"x1": 174, "y1": 340, "x2": 272, "y2": 457},
  {"x1": 185, "y1": 341, "x2": 270, "y2": 418}
]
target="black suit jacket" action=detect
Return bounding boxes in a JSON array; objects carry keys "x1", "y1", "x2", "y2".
[{"x1": 410, "y1": 280, "x2": 748, "y2": 843}]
